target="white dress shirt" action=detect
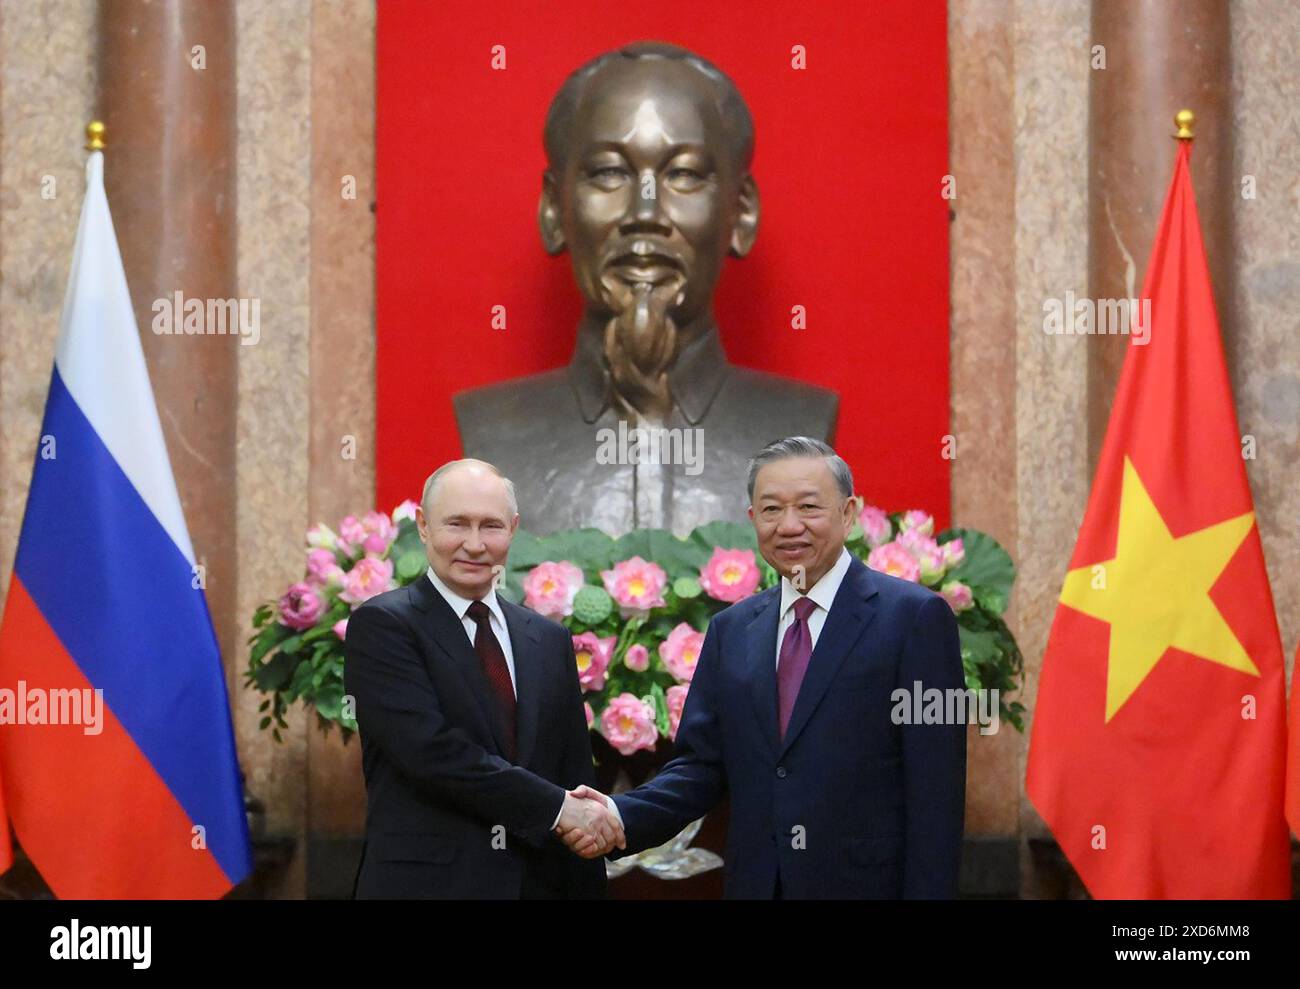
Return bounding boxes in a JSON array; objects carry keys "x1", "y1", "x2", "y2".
[
  {"x1": 774, "y1": 546, "x2": 853, "y2": 667},
  {"x1": 426, "y1": 566, "x2": 516, "y2": 697}
]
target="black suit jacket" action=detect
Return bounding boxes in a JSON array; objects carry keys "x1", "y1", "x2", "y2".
[{"x1": 342, "y1": 575, "x2": 605, "y2": 898}]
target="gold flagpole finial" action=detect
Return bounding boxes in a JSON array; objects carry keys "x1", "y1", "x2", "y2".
[
  {"x1": 1174, "y1": 109, "x2": 1195, "y2": 141},
  {"x1": 85, "y1": 120, "x2": 106, "y2": 152}
]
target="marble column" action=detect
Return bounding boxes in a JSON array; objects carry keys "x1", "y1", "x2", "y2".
[
  {"x1": 1087, "y1": 0, "x2": 1235, "y2": 466},
  {"x1": 97, "y1": 0, "x2": 240, "y2": 697}
]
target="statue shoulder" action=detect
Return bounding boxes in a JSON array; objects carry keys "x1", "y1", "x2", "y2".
[
  {"x1": 723, "y1": 366, "x2": 840, "y2": 435},
  {"x1": 453, "y1": 367, "x2": 571, "y2": 421}
]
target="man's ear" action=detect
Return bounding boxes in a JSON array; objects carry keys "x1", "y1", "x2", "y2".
[
  {"x1": 538, "y1": 172, "x2": 566, "y2": 255},
  {"x1": 729, "y1": 174, "x2": 760, "y2": 258}
]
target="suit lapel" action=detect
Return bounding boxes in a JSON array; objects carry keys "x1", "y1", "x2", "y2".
[
  {"x1": 744, "y1": 588, "x2": 782, "y2": 758},
  {"x1": 408, "y1": 578, "x2": 510, "y2": 757},
  {"x1": 778, "y1": 556, "x2": 880, "y2": 760},
  {"x1": 501, "y1": 597, "x2": 543, "y2": 768}
]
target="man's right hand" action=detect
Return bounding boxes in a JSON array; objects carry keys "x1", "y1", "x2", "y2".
[{"x1": 554, "y1": 787, "x2": 625, "y2": 859}]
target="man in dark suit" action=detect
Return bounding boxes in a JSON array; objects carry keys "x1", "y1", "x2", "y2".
[
  {"x1": 561, "y1": 437, "x2": 967, "y2": 898},
  {"x1": 343, "y1": 459, "x2": 621, "y2": 898}
]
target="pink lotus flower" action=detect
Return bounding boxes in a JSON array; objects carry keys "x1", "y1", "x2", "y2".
[
  {"x1": 867, "y1": 541, "x2": 921, "y2": 582},
  {"x1": 306, "y1": 523, "x2": 339, "y2": 551},
  {"x1": 623, "y1": 643, "x2": 650, "y2": 672},
  {"x1": 306, "y1": 547, "x2": 344, "y2": 587},
  {"x1": 391, "y1": 499, "x2": 420, "y2": 524},
  {"x1": 333, "y1": 618, "x2": 349, "y2": 640},
  {"x1": 584, "y1": 702, "x2": 595, "y2": 729},
  {"x1": 666, "y1": 683, "x2": 690, "y2": 741},
  {"x1": 522, "y1": 561, "x2": 585, "y2": 618},
  {"x1": 572, "y1": 632, "x2": 617, "y2": 692},
  {"x1": 897, "y1": 529, "x2": 947, "y2": 583},
  {"x1": 858, "y1": 504, "x2": 892, "y2": 548},
  {"x1": 338, "y1": 511, "x2": 398, "y2": 557},
  {"x1": 600, "y1": 693, "x2": 658, "y2": 755},
  {"x1": 940, "y1": 580, "x2": 975, "y2": 614},
  {"x1": 339, "y1": 557, "x2": 396, "y2": 606},
  {"x1": 279, "y1": 582, "x2": 325, "y2": 631},
  {"x1": 600, "y1": 556, "x2": 668, "y2": 615},
  {"x1": 942, "y1": 538, "x2": 966, "y2": 569},
  {"x1": 659, "y1": 622, "x2": 706, "y2": 683},
  {"x1": 698, "y1": 547, "x2": 761, "y2": 603},
  {"x1": 899, "y1": 510, "x2": 935, "y2": 537}
]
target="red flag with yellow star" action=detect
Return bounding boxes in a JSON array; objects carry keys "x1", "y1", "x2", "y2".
[{"x1": 1026, "y1": 140, "x2": 1291, "y2": 898}]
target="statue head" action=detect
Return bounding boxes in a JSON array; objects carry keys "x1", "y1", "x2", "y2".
[{"x1": 538, "y1": 41, "x2": 761, "y2": 422}]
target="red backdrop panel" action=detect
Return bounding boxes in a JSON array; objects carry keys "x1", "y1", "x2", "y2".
[{"x1": 376, "y1": 0, "x2": 950, "y2": 528}]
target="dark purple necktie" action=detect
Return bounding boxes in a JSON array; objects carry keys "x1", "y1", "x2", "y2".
[
  {"x1": 466, "y1": 599, "x2": 517, "y2": 760},
  {"x1": 777, "y1": 596, "x2": 818, "y2": 739}
]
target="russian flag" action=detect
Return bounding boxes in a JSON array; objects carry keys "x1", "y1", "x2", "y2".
[{"x1": 0, "y1": 149, "x2": 251, "y2": 897}]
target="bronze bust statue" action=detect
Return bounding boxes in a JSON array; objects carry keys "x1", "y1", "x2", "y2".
[{"x1": 454, "y1": 41, "x2": 838, "y2": 536}]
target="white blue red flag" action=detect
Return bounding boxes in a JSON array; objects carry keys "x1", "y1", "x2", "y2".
[{"x1": 0, "y1": 149, "x2": 251, "y2": 897}]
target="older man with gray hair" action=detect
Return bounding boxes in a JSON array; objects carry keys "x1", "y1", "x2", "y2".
[
  {"x1": 561, "y1": 437, "x2": 967, "y2": 898},
  {"x1": 344, "y1": 458, "x2": 621, "y2": 898}
]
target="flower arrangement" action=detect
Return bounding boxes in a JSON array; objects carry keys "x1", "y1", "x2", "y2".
[{"x1": 246, "y1": 500, "x2": 1024, "y2": 745}]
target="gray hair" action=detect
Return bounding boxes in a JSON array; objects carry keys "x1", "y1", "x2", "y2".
[
  {"x1": 543, "y1": 40, "x2": 755, "y2": 179},
  {"x1": 421, "y1": 459, "x2": 518, "y2": 519},
  {"x1": 746, "y1": 437, "x2": 854, "y2": 504}
]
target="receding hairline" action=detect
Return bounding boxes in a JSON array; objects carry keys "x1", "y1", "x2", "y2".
[{"x1": 420, "y1": 459, "x2": 518, "y2": 519}]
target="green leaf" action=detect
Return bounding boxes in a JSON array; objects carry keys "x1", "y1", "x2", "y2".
[
  {"x1": 252, "y1": 650, "x2": 297, "y2": 691},
  {"x1": 938, "y1": 528, "x2": 1015, "y2": 615},
  {"x1": 649, "y1": 682, "x2": 670, "y2": 737},
  {"x1": 249, "y1": 621, "x2": 294, "y2": 666},
  {"x1": 395, "y1": 550, "x2": 427, "y2": 581},
  {"x1": 504, "y1": 528, "x2": 548, "y2": 569},
  {"x1": 612, "y1": 529, "x2": 706, "y2": 578},
  {"x1": 672, "y1": 576, "x2": 702, "y2": 599}
]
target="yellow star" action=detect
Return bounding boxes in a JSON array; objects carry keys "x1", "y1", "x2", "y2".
[{"x1": 1060, "y1": 456, "x2": 1257, "y2": 721}]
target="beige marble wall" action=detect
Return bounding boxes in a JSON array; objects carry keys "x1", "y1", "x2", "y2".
[
  {"x1": 947, "y1": 0, "x2": 1092, "y2": 881},
  {"x1": 304, "y1": 0, "x2": 375, "y2": 841},
  {"x1": 234, "y1": 0, "x2": 314, "y2": 896},
  {"x1": 950, "y1": 0, "x2": 1297, "y2": 897},
  {"x1": 0, "y1": 0, "x2": 375, "y2": 899},
  {"x1": 1232, "y1": 0, "x2": 1300, "y2": 676},
  {"x1": 949, "y1": 0, "x2": 1019, "y2": 837},
  {"x1": 0, "y1": 0, "x2": 96, "y2": 609},
  {"x1": 1010, "y1": 0, "x2": 1092, "y2": 896},
  {"x1": 231, "y1": 0, "x2": 376, "y2": 894}
]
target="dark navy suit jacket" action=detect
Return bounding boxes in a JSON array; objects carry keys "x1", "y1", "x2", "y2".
[
  {"x1": 343, "y1": 576, "x2": 605, "y2": 899},
  {"x1": 612, "y1": 553, "x2": 967, "y2": 898}
]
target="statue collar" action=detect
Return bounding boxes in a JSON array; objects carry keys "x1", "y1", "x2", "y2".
[{"x1": 567, "y1": 325, "x2": 730, "y2": 426}]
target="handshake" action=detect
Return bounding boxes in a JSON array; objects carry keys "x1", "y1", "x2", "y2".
[{"x1": 553, "y1": 785, "x2": 626, "y2": 859}]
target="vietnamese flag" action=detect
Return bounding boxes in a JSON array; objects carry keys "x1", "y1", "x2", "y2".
[
  {"x1": 1289, "y1": 642, "x2": 1300, "y2": 837},
  {"x1": 1026, "y1": 139, "x2": 1291, "y2": 898}
]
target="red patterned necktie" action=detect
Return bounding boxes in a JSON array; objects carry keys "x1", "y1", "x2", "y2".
[
  {"x1": 777, "y1": 596, "x2": 818, "y2": 739},
  {"x1": 466, "y1": 599, "x2": 517, "y2": 761}
]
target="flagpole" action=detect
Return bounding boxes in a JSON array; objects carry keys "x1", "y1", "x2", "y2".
[
  {"x1": 1174, "y1": 108, "x2": 1195, "y2": 141},
  {"x1": 85, "y1": 119, "x2": 105, "y2": 151}
]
